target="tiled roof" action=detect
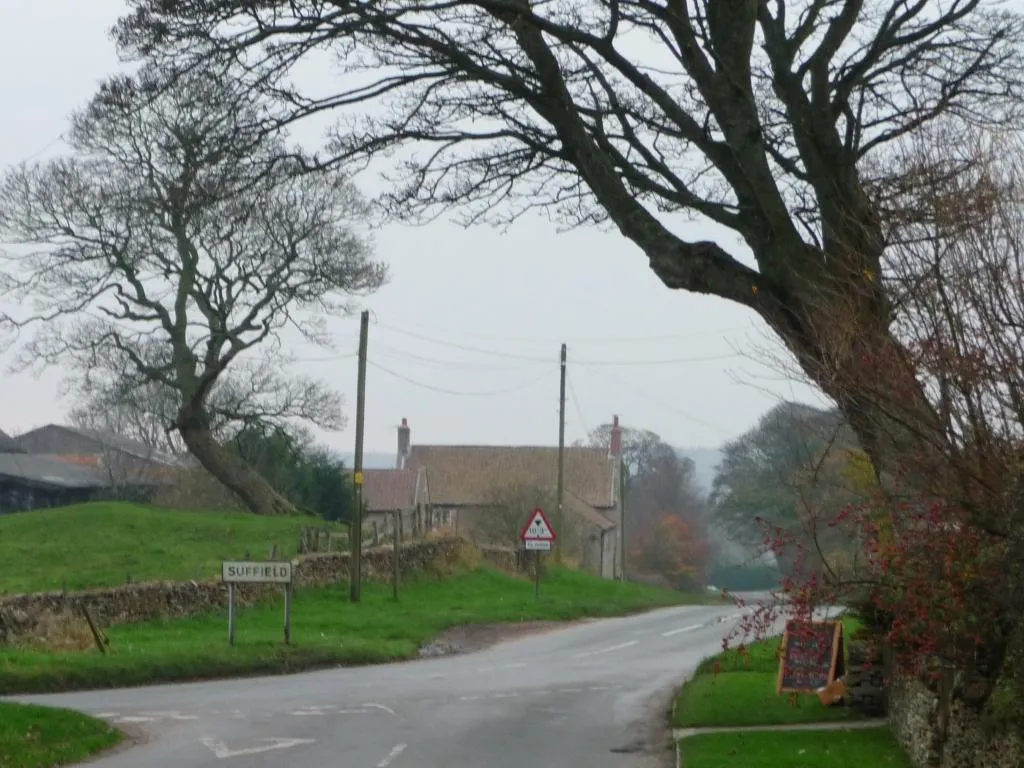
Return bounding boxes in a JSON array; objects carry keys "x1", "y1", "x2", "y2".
[
  {"x1": 405, "y1": 445, "x2": 616, "y2": 509},
  {"x1": 0, "y1": 429, "x2": 25, "y2": 454},
  {"x1": 360, "y1": 468, "x2": 421, "y2": 512},
  {"x1": 16, "y1": 424, "x2": 185, "y2": 467},
  {"x1": 565, "y1": 491, "x2": 617, "y2": 531},
  {"x1": 0, "y1": 453, "x2": 106, "y2": 489}
]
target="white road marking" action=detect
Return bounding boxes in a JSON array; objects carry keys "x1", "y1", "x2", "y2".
[
  {"x1": 571, "y1": 640, "x2": 639, "y2": 658},
  {"x1": 200, "y1": 736, "x2": 315, "y2": 759},
  {"x1": 376, "y1": 743, "x2": 407, "y2": 767},
  {"x1": 362, "y1": 703, "x2": 398, "y2": 717},
  {"x1": 94, "y1": 712, "x2": 119, "y2": 718},
  {"x1": 460, "y1": 695, "x2": 482, "y2": 701},
  {"x1": 114, "y1": 716, "x2": 157, "y2": 724},
  {"x1": 662, "y1": 623, "x2": 703, "y2": 637}
]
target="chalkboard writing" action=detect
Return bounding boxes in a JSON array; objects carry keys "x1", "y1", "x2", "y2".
[{"x1": 776, "y1": 620, "x2": 845, "y2": 694}]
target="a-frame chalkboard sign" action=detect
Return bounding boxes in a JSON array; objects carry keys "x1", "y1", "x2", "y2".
[{"x1": 776, "y1": 620, "x2": 846, "y2": 695}]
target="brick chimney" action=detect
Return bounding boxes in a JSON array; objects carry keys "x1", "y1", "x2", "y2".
[
  {"x1": 609, "y1": 414, "x2": 622, "y2": 458},
  {"x1": 397, "y1": 417, "x2": 411, "y2": 469}
]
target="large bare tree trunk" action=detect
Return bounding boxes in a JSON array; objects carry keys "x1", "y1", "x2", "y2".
[{"x1": 176, "y1": 405, "x2": 298, "y2": 516}]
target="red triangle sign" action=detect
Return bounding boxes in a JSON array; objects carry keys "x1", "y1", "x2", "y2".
[{"x1": 520, "y1": 507, "x2": 557, "y2": 541}]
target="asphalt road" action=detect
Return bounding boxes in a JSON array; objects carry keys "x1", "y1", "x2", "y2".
[{"x1": 9, "y1": 602, "x2": 770, "y2": 768}]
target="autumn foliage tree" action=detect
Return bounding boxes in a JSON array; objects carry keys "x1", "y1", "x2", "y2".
[
  {"x1": 583, "y1": 421, "x2": 710, "y2": 577},
  {"x1": 631, "y1": 514, "x2": 710, "y2": 591},
  {"x1": 721, "y1": 129, "x2": 1024, "y2": 751}
]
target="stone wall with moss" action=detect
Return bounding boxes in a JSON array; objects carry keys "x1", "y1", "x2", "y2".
[
  {"x1": 888, "y1": 674, "x2": 1023, "y2": 767},
  {"x1": 0, "y1": 537, "x2": 517, "y2": 642}
]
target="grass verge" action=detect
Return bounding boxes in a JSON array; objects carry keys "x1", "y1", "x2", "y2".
[
  {"x1": 674, "y1": 616, "x2": 866, "y2": 728},
  {"x1": 680, "y1": 727, "x2": 912, "y2": 768},
  {"x1": 1, "y1": 566, "x2": 701, "y2": 695},
  {"x1": 0, "y1": 702, "x2": 123, "y2": 768},
  {"x1": 0, "y1": 502, "x2": 345, "y2": 595}
]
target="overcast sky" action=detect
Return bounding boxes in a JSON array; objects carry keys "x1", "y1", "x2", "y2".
[{"x1": 0, "y1": 0, "x2": 827, "y2": 456}]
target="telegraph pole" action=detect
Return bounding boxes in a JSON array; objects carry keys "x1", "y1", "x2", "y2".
[
  {"x1": 619, "y1": 459, "x2": 627, "y2": 580},
  {"x1": 556, "y1": 343, "x2": 566, "y2": 564},
  {"x1": 350, "y1": 309, "x2": 369, "y2": 603}
]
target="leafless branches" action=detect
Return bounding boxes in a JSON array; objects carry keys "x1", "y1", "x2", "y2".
[{"x1": 0, "y1": 62, "x2": 386, "y2": 515}]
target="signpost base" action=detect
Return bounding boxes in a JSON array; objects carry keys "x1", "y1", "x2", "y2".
[
  {"x1": 535, "y1": 551, "x2": 541, "y2": 600},
  {"x1": 227, "y1": 583, "x2": 236, "y2": 646},
  {"x1": 284, "y1": 584, "x2": 292, "y2": 645},
  {"x1": 521, "y1": 507, "x2": 556, "y2": 602},
  {"x1": 222, "y1": 560, "x2": 294, "y2": 648}
]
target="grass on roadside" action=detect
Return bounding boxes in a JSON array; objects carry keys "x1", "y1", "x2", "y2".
[
  {"x1": 680, "y1": 727, "x2": 912, "y2": 768},
  {"x1": 677, "y1": 672, "x2": 865, "y2": 727},
  {"x1": 674, "y1": 616, "x2": 866, "y2": 728},
  {"x1": 0, "y1": 502, "x2": 345, "y2": 595},
  {"x1": 0, "y1": 702, "x2": 123, "y2": 768},
  {"x1": 0, "y1": 566, "x2": 699, "y2": 695}
]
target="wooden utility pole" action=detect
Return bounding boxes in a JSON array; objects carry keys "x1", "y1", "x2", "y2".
[
  {"x1": 392, "y1": 509, "x2": 400, "y2": 601},
  {"x1": 555, "y1": 343, "x2": 566, "y2": 564},
  {"x1": 619, "y1": 459, "x2": 627, "y2": 580},
  {"x1": 350, "y1": 309, "x2": 369, "y2": 603}
]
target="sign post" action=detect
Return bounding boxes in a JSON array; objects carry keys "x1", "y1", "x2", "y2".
[
  {"x1": 520, "y1": 507, "x2": 556, "y2": 599},
  {"x1": 222, "y1": 561, "x2": 295, "y2": 646}
]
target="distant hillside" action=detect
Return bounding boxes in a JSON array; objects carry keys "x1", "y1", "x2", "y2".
[
  {"x1": 676, "y1": 446, "x2": 723, "y2": 492},
  {"x1": 336, "y1": 452, "x2": 396, "y2": 470}
]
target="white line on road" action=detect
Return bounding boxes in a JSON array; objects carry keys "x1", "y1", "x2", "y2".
[
  {"x1": 200, "y1": 736, "x2": 315, "y2": 759},
  {"x1": 662, "y1": 624, "x2": 703, "y2": 637},
  {"x1": 114, "y1": 716, "x2": 158, "y2": 724},
  {"x1": 363, "y1": 703, "x2": 399, "y2": 717},
  {"x1": 376, "y1": 743, "x2": 407, "y2": 767},
  {"x1": 571, "y1": 640, "x2": 639, "y2": 659}
]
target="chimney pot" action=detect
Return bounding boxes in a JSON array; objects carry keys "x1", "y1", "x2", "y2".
[
  {"x1": 610, "y1": 414, "x2": 622, "y2": 457},
  {"x1": 397, "y1": 417, "x2": 411, "y2": 469}
]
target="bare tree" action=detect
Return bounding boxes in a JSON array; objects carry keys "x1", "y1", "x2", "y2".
[
  {"x1": 0, "y1": 64, "x2": 386, "y2": 516},
  {"x1": 68, "y1": 378, "x2": 187, "y2": 459},
  {"x1": 477, "y1": 482, "x2": 556, "y2": 549},
  {"x1": 114, "y1": 0, "x2": 1024, "y2": 482}
]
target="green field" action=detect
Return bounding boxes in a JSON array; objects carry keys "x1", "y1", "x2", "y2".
[
  {"x1": 0, "y1": 502, "x2": 344, "y2": 595},
  {"x1": 681, "y1": 728, "x2": 913, "y2": 768},
  {"x1": 0, "y1": 702, "x2": 122, "y2": 768},
  {"x1": 0, "y1": 566, "x2": 698, "y2": 694},
  {"x1": 675, "y1": 617, "x2": 866, "y2": 728}
]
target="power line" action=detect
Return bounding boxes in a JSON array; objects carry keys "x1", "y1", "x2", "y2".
[
  {"x1": 566, "y1": 370, "x2": 590, "y2": 437},
  {"x1": 20, "y1": 133, "x2": 67, "y2": 163},
  {"x1": 372, "y1": 342, "x2": 550, "y2": 373},
  {"x1": 374, "y1": 316, "x2": 748, "y2": 345},
  {"x1": 578, "y1": 363, "x2": 723, "y2": 431},
  {"x1": 371, "y1": 320, "x2": 744, "y2": 366},
  {"x1": 367, "y1": 359, "x2": 549, "y2": 397}
]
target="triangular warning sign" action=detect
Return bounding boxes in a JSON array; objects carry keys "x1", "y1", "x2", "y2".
[{"x1": 520, "y1": 507, "x2": 556, "y2": 542}]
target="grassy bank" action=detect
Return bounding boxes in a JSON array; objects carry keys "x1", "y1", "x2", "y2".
[
  {"x1": 0, "y1": 502, "x2": 344, "y2": 595},
  {"x1": 674, "y1": 616, "x2": 912, "y2": 768},
  {"x1": 0, "y1": 702, "x2": 122, "y2": 768},
  {"x1": 674, "y1": 616, "x2": 865, "y2": 728},
  {"x1": 0, "y1": 566, "x2": 699, "y2": 695},
  {"x1": 681, "y1": 728, "x2": 912, "y2": 768}
]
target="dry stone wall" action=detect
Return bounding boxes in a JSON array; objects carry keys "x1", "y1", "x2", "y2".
[
  {"x1": 1, "y1": 537, "x2": 515, "y2": 643},
  {"x1": 889, "y1": 675, "x2": 1023, "y2": 768}
]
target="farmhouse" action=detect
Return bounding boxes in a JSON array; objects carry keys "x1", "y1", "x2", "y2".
[{"x1": 393, "y1": 416, "x2": 623, "y2": 579}]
